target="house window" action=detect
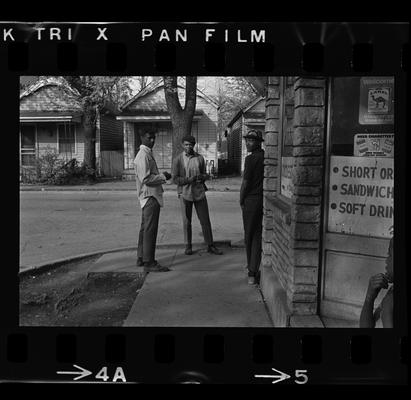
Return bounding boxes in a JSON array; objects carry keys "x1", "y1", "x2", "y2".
[
  {"x1": 58, "y1": 123, "x2": 76, "y2": 155},
  {"x1": 278, "y1": 77, "x2": 295, "y2": 200},
  {"x1": 20, "y1": 124, "x2": 36, "y2": 166}
]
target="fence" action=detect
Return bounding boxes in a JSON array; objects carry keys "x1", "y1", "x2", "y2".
[{"x1": 100, "y1": 150, "x2": 124, "y2": 177}]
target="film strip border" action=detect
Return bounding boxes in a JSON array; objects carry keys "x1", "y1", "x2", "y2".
[
  {"x1": 0, "y1": 23, "x2": 408, "y2": 74},
  {"x1": 0, "y1": 329, "x2": 408, "y2": 384},
  {"x1": 1, "y1": 21, "x2": 408, "y2": 385}
]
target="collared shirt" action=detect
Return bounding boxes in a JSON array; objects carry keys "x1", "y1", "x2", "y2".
[
  {"x1": 134, "y1": 144, "x2": 166, "y2": 208},
  {"x1": 182, "y1": 152, "x2": 204, "y2": 201},
  {"x1": 243, "y1": 148, "x2": 264, "y2": 197},
  {"x1": 172, "y1": 151, "x2": 207, "y2": 202}
]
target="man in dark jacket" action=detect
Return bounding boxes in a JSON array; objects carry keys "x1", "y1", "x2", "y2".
[
  {"x1": 240, "y1": 130, "x2": 264, "y2": 285},
  {"x1": 172, "y1": 135, "x2": 222, "y2": 256}
]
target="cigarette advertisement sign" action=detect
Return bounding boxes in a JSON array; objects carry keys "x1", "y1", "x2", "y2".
[
  {"x1": 354, "y1": 133, "x2": 394, "y2": 157},
  {"x1": 328, "y1": 156, "x2": 393, "y2": 238},
  {"x1": 280, "y1": 157, "x2": 293, "y2": 198},
  {"x1": 359, "y1": 77, "x2": 394, "y2": 125}
]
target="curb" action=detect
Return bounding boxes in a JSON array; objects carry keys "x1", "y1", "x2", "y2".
[
  {"x1": 19, "y1": 187, "x2": 241, "y2": 192},
  {"x1": 19, "y1": 240, "x2": 241, "y2": 278}
]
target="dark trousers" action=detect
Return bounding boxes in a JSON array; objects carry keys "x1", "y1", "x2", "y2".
[
  {"x1": 179, "y1": 196, "x2": 213, "y2": 246},
  {"x1": 242, "y1": 195, "x2": 263, "y2": 277},
  {"x1": 137, "y1": 197, "x2": 160, "y2": 264}
]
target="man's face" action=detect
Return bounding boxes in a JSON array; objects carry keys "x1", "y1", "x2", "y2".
[
  {"x1": 183, "y1": 141, "x2": 195, "y2": 155},
  {"x1": 142, "y1": 132, "x2": 156, "y2": 149},
  {"x1": 245, "y1": 138, "x2": 259, "y2": 152}
]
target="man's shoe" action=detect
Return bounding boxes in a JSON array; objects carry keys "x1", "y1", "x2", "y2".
[
  {"x1": 136, "y1": 257, "x2": 144, "y2": 267},
  {"x1": 185, "y1": 246, "x2": 193, "y2": 255},
  {"x1": 248, "y1": 276, "x2": 256, "y2": 285},
  {"x1": 144, "y1": 262, "x2": 170, "y2": 273},
  {"x1": 208, "y1": 245, "x2": 223, "y2": 255}
]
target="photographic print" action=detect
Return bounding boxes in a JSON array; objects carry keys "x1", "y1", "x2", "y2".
[{"x1": 19, "y1": 75, "x2": 395, "y2": 328}]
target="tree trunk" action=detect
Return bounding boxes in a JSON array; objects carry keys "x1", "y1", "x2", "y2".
[
  {"x1": 82, "y1": 103, "x2": 97, "y2": 175},
  {"x1": 163, "y1": 76, "x2": 197, "y2": 161}
]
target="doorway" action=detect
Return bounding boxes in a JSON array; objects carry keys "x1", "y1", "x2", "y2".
[{"x1": 320, "y1": 77, "x2": 394, "y2": 323}]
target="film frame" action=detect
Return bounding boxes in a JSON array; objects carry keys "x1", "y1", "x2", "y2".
[{"x1": 0, "y1": 20, "x2": 408, "y2": 385}]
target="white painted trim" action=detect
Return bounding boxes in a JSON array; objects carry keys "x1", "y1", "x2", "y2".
[
  {"x1": 116, "y1": 115, "x2": 203, "y2": 121},
  {"x1": 20, "y1": 77, "x2": 80, "y2": 100},
  {"x1": 21, "y1": 116, "x2": 74, "y2": 121}
]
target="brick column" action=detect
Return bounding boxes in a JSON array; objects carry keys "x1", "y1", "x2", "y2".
[
  {"x1": 262, "y1": 76, "x2": 280, "y2": 265},
  {"x1": 261, "y1": 77, "x2": 295, "y2": 327},
  {"x1": 289, "y1": 77, "x2": 326, "y2": 316}
]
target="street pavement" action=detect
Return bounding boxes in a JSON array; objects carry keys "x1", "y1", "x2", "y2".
[
  {"x1": 19, "y1": 190, "x2": 244, "y2": 269},
  {"x1": 87, "y1": 246, "x2": 273, "y2": 327},
  {"x1": 19, "y1": 176, "x2": 243, "y2": 192}
]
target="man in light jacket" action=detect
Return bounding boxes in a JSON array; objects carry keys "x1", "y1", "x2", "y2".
[
  {"x1": 134, "y1": 130, "x2": 172, "y2": 272},
  {"x1": 172, "y1": 135, "x2": 222, "y2": 256}
]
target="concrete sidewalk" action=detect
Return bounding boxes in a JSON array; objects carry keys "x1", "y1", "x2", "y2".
[{"x1": 88, "y1": 245, "x2": 273, "y2": 327}]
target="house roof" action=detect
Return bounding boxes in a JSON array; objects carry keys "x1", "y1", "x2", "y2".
[
  {"x1": 20, "y1": 76, "x2": 40, "y2": 89},
  {"x1": 120, "y1": 77, "x2": 219, "y2": 112},
  {"x1": 19, "y1": 76, "x2": 120, "y2": 116},
  {"x1": 20, "y1": 76, "x2": 80, "y2": 100},
  {"x1": 244, "y1": 77, "x2": 268, "y2": 97},
  {"x1": 226, "y1": 96, "x2": 265, "y2": 128},
  {"x1": 243, "y1": 96, "x2": 265, "y2": 114}
]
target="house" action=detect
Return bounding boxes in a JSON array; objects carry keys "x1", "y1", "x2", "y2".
[
  {"x1": 117, "y1": 78, "x2": 219, "y2": 179},
  {"x1": 225, "y1": 96, "x2": 266, "y2": 175},
  {"x1": 19, "y1": 76, "x2": 124, "y2": 180},
  {"x1": 243, "y1": 76, "x2": 395, "y2": 327}
]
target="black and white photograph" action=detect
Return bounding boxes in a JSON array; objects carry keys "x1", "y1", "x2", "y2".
[{"x1": 19, "y1": 74, "x2": 395, "y2": 328}]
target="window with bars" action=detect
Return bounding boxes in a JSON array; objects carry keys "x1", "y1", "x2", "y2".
[{"x1": 58, "y1": 123, "x2": 76, "y2": 154}]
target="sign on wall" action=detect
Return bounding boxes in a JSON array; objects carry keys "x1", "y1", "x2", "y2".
[
  {"x1": 354, "y1": 133, "x2": 394, "y2": 157},
  {"x1": 359, "y1": 77, "x2": 394, "y2": 125},
  {"x1": 328, "y1": 156, "x2": 393, "y2": 238},
  {"x1": 280, "y1": 157, "x2": 293, "y2": 198}
]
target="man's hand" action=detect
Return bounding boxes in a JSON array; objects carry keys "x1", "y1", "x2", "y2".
[
  {"x1": 366, "y1": 273, "x2": 389, "y2": 301},
  {"x1": 195, "y1": 174, "x2": 207, "y2": 182},
  {"x1": 163, "y1": 171, "x2": 172, "y2": 180}
]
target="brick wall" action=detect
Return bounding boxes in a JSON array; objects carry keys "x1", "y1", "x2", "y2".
[
  {"x1": 261, "y1": 76, "x2": 326, "y2": 326},
  {"x1": 289, "y1": 77, "x2": 326, "y2": 315}
]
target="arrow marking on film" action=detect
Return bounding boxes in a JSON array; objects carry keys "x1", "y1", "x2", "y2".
[
  {"x1": 57, "y1": 364, "x2": 92, "y2": 381},
  {"x1": 254, "y1": 368, "x2": 291, "y2": 384}
]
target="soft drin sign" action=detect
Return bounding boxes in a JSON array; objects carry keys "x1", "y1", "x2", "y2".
[{"x1": 328, "y1": 156, "x2": 393, "y2": 238}]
